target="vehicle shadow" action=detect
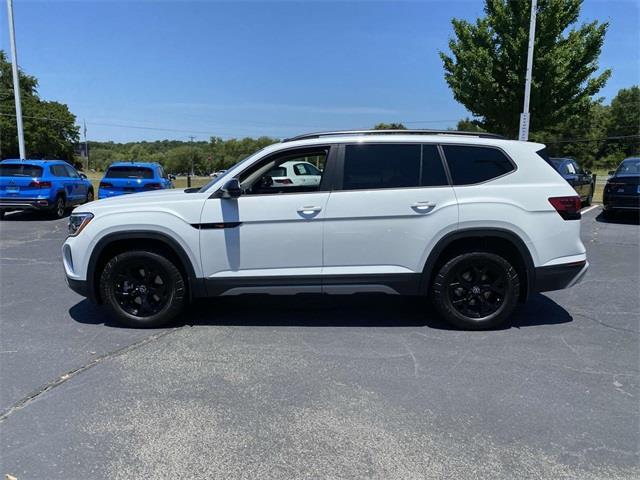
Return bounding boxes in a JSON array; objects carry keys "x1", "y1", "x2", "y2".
[
  {"x1": 595, "y1": 211, "x2": 640, "y2": 225},
  {"x1": 69, "y1": 293, "x2": 572, "y2": 331},
  {"x1": 0, "y1": 210, "x2": 67, "y2": 222}
]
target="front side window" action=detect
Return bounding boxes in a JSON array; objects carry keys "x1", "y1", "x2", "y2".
[
  {"x1": 341, "y1": 144, "x2": 448, "y2": 191},
  {"x1": 442, "y1": 145, "x2": 514, "y2": 185},
  {"x1": 239, "y1": 148, "x2": 328, "y2": 195},
  {"x1": 105, "y1": 166, "x2": 154, "y2": 179}
]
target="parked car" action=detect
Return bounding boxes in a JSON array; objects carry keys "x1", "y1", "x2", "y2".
[
  {"x1": 98, "y1": 162, "x2": 173, "y2": 199},
  {"x1": 209, "y1": 170, "x2": 228, "y2": 178},
  {"x1": 547, "y1": 157, "x2": 595, "y2": 206},
  {"x1": 603, "y1": 157, "x2": 640, "y2": 218},
  {"x1": 63, "y1": 129, "x2": 587, "y2": 330},
  {"x1": 0, "y1": 159, "x2": 94, "y2": 219},
  {"x1": 266, "y1": 160, "x2": 322, "y2": 188}
]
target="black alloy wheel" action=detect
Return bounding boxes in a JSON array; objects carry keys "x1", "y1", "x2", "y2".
[
  {"x1": 100, "y1": 250, "x2": 186, "y2": 328},
  {"x1": 432, "y1": 252, "x2": 519, "y2": 330}
]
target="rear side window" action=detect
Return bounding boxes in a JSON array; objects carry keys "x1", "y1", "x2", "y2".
[
  {"x1": 0, "y1": 164, "x2": 43, "y2": 177},
  {"x1": 442, "y1": 145, "x2": 514, "y2": 185},
  {"x1": 105, "y1": 166, "x2": 154, "y2": 179},
  {"x1": 294, "y1": 163, "x2": 321, "y2": 176},
  {"x1": 50, "y1": 165, "x2": 68, "y2": 177},
  {"x1": 342, "y1": 144, "x2": 448, "y2": 190}
]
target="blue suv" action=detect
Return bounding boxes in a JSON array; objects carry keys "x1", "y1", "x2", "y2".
[
  {"x1": 0, "y1": 159, "x2": 94, "y2": 219},
  {"x1": 98, "y1": 162, "x2": 173, "y2": 199}
]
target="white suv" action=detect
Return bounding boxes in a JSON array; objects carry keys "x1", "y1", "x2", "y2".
[{"x1": 63, "y1": 130, "x2": 588, "y2": 330}]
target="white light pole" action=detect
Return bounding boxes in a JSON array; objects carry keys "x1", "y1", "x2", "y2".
[
  {"x1": 519, "y1": 0, "x2": 538, "y2": 141},
  {"x1": 6, "y1": 0, "x2": 26, "y2": 159}
]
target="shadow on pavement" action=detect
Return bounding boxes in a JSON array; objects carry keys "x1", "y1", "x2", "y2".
[
  {"x1": 595, "y1": 210, "x2": 640, "y2": 225},
  {"x1": 0, "y1": 210, "x2": 67, "y2": 222},
  {"x1": 69, "y1": 293, "x2": 572, "y2": 331}
]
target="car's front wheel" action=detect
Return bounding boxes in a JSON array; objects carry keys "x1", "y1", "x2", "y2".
[
  {"x1": 86, "y1": 188, "x2": 94, "y2": 204},
  {"x1": 100, "y1": 250, "x2": 186, "y2": 328},
  {"x1": 431, "y1": 252, "x2": 519, "y2": 330}
]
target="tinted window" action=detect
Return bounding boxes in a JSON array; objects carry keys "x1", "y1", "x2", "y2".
[
  {"x1": 50, "y1": 165, "x2": 68, "y2": 177},
  {"x1": 343, "y1": 144, "x2": 420, "y2": 190},
  {"x1": 421, "y1": 145, "x2": 449, "y2": 187},
  {"x1": 105, "y1": 166, "x2": 154, "y2": 179},
  {"x1": 616, "y1": 158, "x2": 640, "y2": 176},
  {"x1": 64, "y1": 165, "x2": 80, "y2": 178},
  {"x1": 268, "y1": 167, "x2": 287, "y2": 177},
  {"x1": 0, "y1": 164, "x2": 43, "y2": 177},
  {"x1": 443, "y1": 146, "x2": 514, "y2": 185},
  {"x1": 342, "y1": 144, "x2": 447, "y2": 190}
]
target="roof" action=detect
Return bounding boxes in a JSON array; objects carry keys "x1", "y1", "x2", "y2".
[
  {"x1": 108, "y1": 161, "x2": 160, "y2": 168},
  {"x1": 282, "y1": 129, "x2": 505, "y2": 142},
  {"x1": 0, "y1": 159, "x2": 71, "y2": 165}
]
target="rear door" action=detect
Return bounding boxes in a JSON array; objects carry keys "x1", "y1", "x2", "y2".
[{"x1": 321, "y1": 143, "x2": 458, "y2": 292}]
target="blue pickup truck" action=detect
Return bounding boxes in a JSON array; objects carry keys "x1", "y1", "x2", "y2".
[
  {"x1": 98, "y1": 162, "x2": 173, "y2": 199},
  {"x1": 0, "y1": 159, "x2": 94, "y2": 219}
]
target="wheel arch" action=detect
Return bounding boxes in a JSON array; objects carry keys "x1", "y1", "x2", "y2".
[
  {"x1": 86, "y1": 230, "x2": 204, "y2": 304},
  {"x1": 420, "y1": 228, "x2": 535, "y2": 302}
]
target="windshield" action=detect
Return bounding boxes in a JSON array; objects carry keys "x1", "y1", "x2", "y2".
[
  {"x1": 615, "y1": 158, "x2": 640, "y2": 177},
  {"x1": 0, "y1": 164, "x2": 43, "y2": 177},
  {"x1": 197, "y1": 151, "x2": 264, "y2": 193},
  {"x1": 105, "y1": 166, "x2": 154, "y2": 179}
]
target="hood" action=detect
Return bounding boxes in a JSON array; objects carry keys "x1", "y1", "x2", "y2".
[{"x1": 74, "y1": 188, "x2": 206, "y2": 213}]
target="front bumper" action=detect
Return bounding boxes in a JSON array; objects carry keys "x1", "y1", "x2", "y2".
[
  {"x1": 534, "y1": 260, "x2": 588, "y2": 293},
  {"x1": 0, "y1": 197, "x2": 51, "y2": 210}
]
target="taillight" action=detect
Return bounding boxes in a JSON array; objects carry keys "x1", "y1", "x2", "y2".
[
  {"x1": 143, "y1": 183, "x2": 162, "y2": 189},
  {"x1": 274, "y1": 178, "x2": 293, "y2": 185},
  {"x1": 28, "y1": 180, "x2": 52, "y2": 188},
  {"x1": 548, "y1": 196, "x2": 581, "y2": 220},
  {"x1": 99, "y1": 182, "x2": 113, "y2": 188}
]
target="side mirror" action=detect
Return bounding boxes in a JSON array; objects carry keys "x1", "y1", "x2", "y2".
[
  {"x1": 79, "y1": 173, "x2": 88, "y2": 179},
  {"x1": 221, "y1": 178, "x2": 242, "y2": 199},
  {"x1": 169, "y1": 174, "x2": 176, "y2": 181}
]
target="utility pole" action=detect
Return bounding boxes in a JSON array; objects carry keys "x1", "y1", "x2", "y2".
[
  {"x1": 83, "y1": 119, "x2": 89, "y2": 170},
  {"x1": 6, "y1": 0, "x2": 26, "y2": 159},
  {"x1": 188, "y1": 135, "x2": 195, "y2": 188},
  {"x1": 519, "y1": 0, "x2": 538, "y2": 141}
]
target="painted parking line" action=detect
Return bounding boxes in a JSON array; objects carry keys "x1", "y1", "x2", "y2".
[{"x1": 581, "y1": 204, "x2": 600, "y2": 215}]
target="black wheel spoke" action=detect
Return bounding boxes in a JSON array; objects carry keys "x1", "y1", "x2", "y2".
[
  {"x1": 111, "y1": 259, "x2": 171, "y2": 318},
  {"x1": 448, "y1": 258, "x2": 508, "y2": 320}
]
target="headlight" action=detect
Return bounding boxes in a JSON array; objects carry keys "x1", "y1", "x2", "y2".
[{"x1": 68, "y1": 213, "x2": 94, "y2": 237}]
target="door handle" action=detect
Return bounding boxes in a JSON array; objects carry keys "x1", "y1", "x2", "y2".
[
  {"x1": 411, "y1": 201, "x2": 436, "y2": 212},
  {"x1": 297, "y1": 206, "x2": 322, "y2": 215}
]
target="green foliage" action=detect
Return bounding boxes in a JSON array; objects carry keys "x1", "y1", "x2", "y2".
[
  {"x1": 0, "y1": 50, "x2": 79, "y2": 160},
  {"x1": 440, "y1": 0, "x2": 610, "y2": 138},
  {"x1": 529, "y1": 86, "x2": 639, "y2": 169},
  {"x1": 87, "y1": 136, "x2": 278, "y2": 174},
  {"x1": 456, "y1": 118, "x2": 486, "y2": 132},
  {"x1": 373, "y1": 123, "x2": 407, "y2": 130}
]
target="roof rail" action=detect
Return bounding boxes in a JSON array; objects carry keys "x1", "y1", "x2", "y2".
[{"x1": 282, "y1": 129, "x2": 505, "y2": 142}]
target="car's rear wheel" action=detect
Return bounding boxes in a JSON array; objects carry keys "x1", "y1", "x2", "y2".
[
  {"x1": 51, "y1": 195, "x2": 66, "y2": 219},
  {"x1": 431, "y1": 252, "x2": 519, "y2": 330},
  {"x1": 100, "y1": 250, "x2": 186, "y2": 328}
]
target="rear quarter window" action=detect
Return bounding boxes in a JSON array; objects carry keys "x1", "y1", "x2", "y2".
[
  {"x1": 0, "y1": 164, "x2": 44, "y2": 177},
  {"x1": 442, "y1": 145, "x2": 515, "y2": 185}
]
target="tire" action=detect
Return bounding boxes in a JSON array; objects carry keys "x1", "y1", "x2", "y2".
[
  {"x1": 431, "y1": 252, "x2": 520, "y2": 330},
  {"x1": 51, "y1": 195, "x2": 66, "y2": 219},
  {"x1": 100, "y1": 250, "x2": 186, "y2": 328},
  {"x1": 0, "y1": 210, "x2": 5, "y2": 220},
  {"x1": 583, "y1": 186, "x2": 593, "y2": 207},
  {"x1": 85, "y1": 188, "x2": 94, "y2": 204}
]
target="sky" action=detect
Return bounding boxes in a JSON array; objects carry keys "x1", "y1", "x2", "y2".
[{"x1": 1, "y1": 0, "x2": 639, "y2": 143}]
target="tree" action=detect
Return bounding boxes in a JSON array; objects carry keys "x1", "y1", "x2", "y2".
[
  {"x1": 373, "y1": 123, "x2": 406, "y2": 130},
  {"x1": 0, "y1": 50, "x2": 79, "y2": 159},
  {"x1": 606, "y1": 86, "x2": 640, "y2": 157},
  {"x1": 456, "y1": 118, "x2": 486, "y2": 132},
  {"x1": 440, "y1": 0, "x2": 610, "y2": 138}
]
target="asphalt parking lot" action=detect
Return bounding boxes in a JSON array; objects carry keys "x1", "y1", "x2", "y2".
[{"x1": 0, "y1": 206, "x2": 638, "y2": 479}]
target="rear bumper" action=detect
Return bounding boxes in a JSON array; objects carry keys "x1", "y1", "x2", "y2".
[
  {"x1": 534, "y1": 260, "x2": 588, "y2": 293},
  {"x1": 603, "y1": 194, "x2": 640, "y2": 211},
  {"x1": 0, "y1": 197, "x2": 51, "y2": 210}
]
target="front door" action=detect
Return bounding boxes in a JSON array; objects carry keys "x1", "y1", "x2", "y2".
[{"x1": 199, "y1": 146, "x2": 335, "y2": 295}]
